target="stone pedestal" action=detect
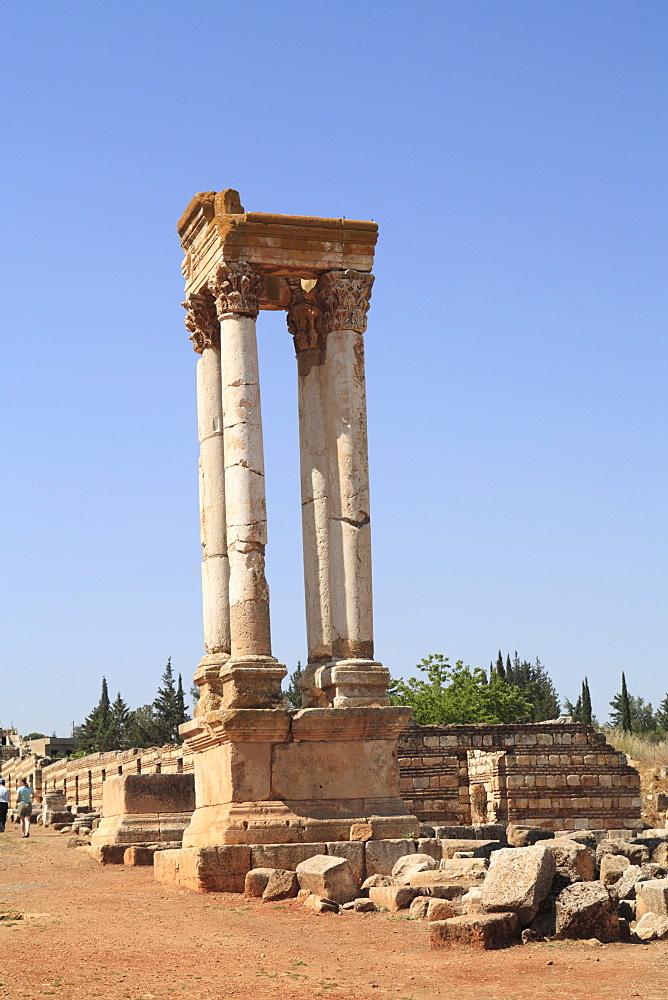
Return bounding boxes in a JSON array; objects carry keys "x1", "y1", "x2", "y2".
[
  {"x1": 179, "y1": 706, "x2": 417, "y2": 847},
  {"x1": 91, "y1": 773, "x2": 195, "y2": 847}
]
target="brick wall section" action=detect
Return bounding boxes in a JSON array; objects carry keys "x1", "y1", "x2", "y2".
[
  {"x1": 0, "y1": 745, "x2": 194, "y2": 811},
  {"x1": 398, "y1": 722, "x2": 642, "y2": 831}
]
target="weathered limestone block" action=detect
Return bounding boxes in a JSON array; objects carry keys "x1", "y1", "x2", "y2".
[
  {"x1": 91, "y1": 774, "x2": 195, "y2": 848},
  {"x1": 262, "y1": 869, "x2": 299, "y2": 901},
  {"x1": 411, "y1": 868, "x2": 484, "y2": 894},
  {"x1": 552, "y1": 881, "x2": 620, "y2": 942},
  {"x1": 636, "y1": 879, "x2": 668, "y2": 918},
  {"x1": 416, "y1": 838, "x2": 443, "y2": 862},
  {"x1": 304, "y1": 894, "x2": 339, "y2": 913},
  {"x1": 462, "y1": 887, "x2": 484, "y2": 914},
  {"x1": 244, "y1": 868, "x2": 274, "y2": 897},
  {"x1": 325, "y1": 842, "x2": 365, "y2": 885},
  {"x1": 123, "y1": 846, "x2": 155, "y2": 866},
  {"x1": 542, "y1": 838, "x2": 595, "y2": 882},
  {"x1": 361, "y1": 874, "x2": 392, "y2": 890},
  {"x1": 409, "y1": 896, "x2": 432, "y2": 920},
  {"x1": 177, "y1": 845, "x2": 251, "y2": 892},
  {"x1": 429, "y1": 912, "x2": 519, "y2": 950},
  {"x1": 295, "y1": 855, "x2": 358, "y2": 904},
  {"x1": 427, "y1": 898, "x2": 456, "y2": 921},
  {"x1": 89, "y1": 845, "x2": 126, "y2": 865},
  {"x1": 634, "y1": 912, "x2": 668, "y2": 941},
  {"x1": 482, "y1": 846, "x2": 556, "y2": 923},
  {"x1": 341, "y1": 897, "x2": 375, "y2": 912},
  {"x1": 596, "y1": 839, "x2": 648, "y2": 868},
  {"x1": 392, "y1": 853, "x2": 438, "y2": 884},
  {"x1": 599, "y1": 853, "x2": 629, "y2": 885},
  {"x1": 365, "y1": 839, "x2": 415, "y2": 876},
  {"x1": 154, "y1": 848, "x2": 181, "y2": 885},
  {"x1": 368, "y1": 885, "x2": 421, "y2": 911},
  {"x1": 349, "y1": 823, "x2": 373, "y2": 842},
  {"x1": 251, "y1": 843, "x2": 327, "y2": 871},
  {"x1": 614, "y1": 865, "x2": 643, "y2": 899},
  {"x1": 438, "y1": 858, "x2": 488, "y2": 881},
  {"x1": 506, "y1": 826, "x2": 555, "y2": 848},
  {"x1": 652, "y1": 842, "x2": 668, "y2": 865},
  {"x1": 440, "y1": 839, "x2": 501, "y2": 860}
]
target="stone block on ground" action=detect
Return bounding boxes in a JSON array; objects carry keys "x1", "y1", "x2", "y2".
[
  {"x1": 634, "y1": 912, "x2": 668, "y2": 941},
  {"x1": 177, "y1": 845, "x2": 251, "y2": 893},
  {"x1": 262, "y1": 869, "x2": 299, "y2": 901},
  {"x1": 475, "y1": 824, "x2": 507, "y2": 843},
  {"x1": 90, "y1": 845, "x2": 126, "y2": 865},
  {"x1": 153, "y1": 848, "x2": 180, "y2": 885},
  {"x1": 341, "y1": 897, "x2": 375, "y2": 912},
  {"x1": 552, "y1": 881, "x2": 620, "y2": 942},
  {"x1": 416, "y1": 838, "x2": 443, "y2": 862},
  {"x1": 392, "y1": 852, "x2": 438, "y2": 884},
  {"x1": 652, "y1": 842, "x2": 668, "y2": 865},
  {"x1": 325, "y1": 842, "x2": 365, "y2": 885},
  {"x1": 440, "y1": 839, "x2": 501, "y2": 860},
  {"x1": 296, "y1": 855, "x2": 358, "y2": 905},
  {"x1": 123, "y1": 846, "x2": 155, "y2": 866},
  {"x1": 434, "y1": 826, "x2": 475, "y2": 840},
  {"x1": 361, "y1": 874, "x2": 392, "y2": 890},
  {"x1": 429, "y1": 912, "x2": 519, "y2": 950},
  {"x1": 368, "y1": 885, "x2": 421, "y2": 911},
  {"x1": 462, "y1": 888, "x2": 484, "y2": 914},
  {"x1": 553, "y1": 830, "x2": 598, "y2": 851},
  {"x1": 304, "y1": 894, "x2": 339, "y2": 913},
  {"x1": 636, "y1": 879, "x2": 668, "y2": 918},
  {"x1": 542, "y1": 838, "x2": 595, "y2": 882},
  {"x1": 615, "y1": 865, "x2": 643, "y2": 900},
  {"x1": 482, "y1": 845, "x2": 556, "y2": 923},
  {"x1": 244, "y1": 868, "x2": 275, "y2": 898},
  {"x1": 439, "y1": 858, "x2": 488, "y2": 879},
  {"x1": 251, "y1": 843, "x2": 327, "y2": 872},
  {"x1": 409, "y1": 896, "x2": 432, "y2": 920},
  {"x1": 365, "y1": 839, "x2": 416, "y2": 876},
  {"x1": 427, "y1": 898, "x2": 455, "y2": 921},
  {"x1": 506, "y1": 825, "x2": 555, "y2": 848},
  {"x1": 67, "y1": 837, "x2": 91, "y2": 849},
  {"x1": 599, "y1": 853, "x2": 630, "y2": 885},
  {"x1": 419, "y1": 824, "x2": 436, "y2": 839},
  {"x1": 411, "y1": 869, "x2": 483, "y2": 895},
  {"x1": 596, "y1": 839, "x2": 649, "y2": 868}
]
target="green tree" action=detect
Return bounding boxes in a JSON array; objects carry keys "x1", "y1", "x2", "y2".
[
  {"x1": 74, "y1": 677, "x2": 112, "y2": 753},
  {"x1": 495, "y1": 651, "x2": 505, "y2": 680},
  {"x1": 152, "y1": 658, "x2": 185, "y2": 744},
  {"x1": 610, "y1": 673, "x2": 634, "y2": 732},
  {"x1": 285, "y1": 661, "x2": 304, "y2": 710},
  {"x1": 22, "y1": 733, "x2": 46, "y2": 741},
  {"x1": 389, "y1": 655, "x2": 530, "y2": 725},
  {"x1": 124, "y1": 704, "x2": 160, "y2": 749},
  {"x1": 656, "y1": 693, "x2": 668, "y2": 731},
  {"x1": 581, "y1": 677, "x2": 592, "y2": 726},
  {"x1": 176, "y1": 673, "x2": 189, "y2": 733},
  {"x1": 507, "y1": 652, "x2": 560, "y2": 722},
  {"x1": 107, "y1": 692, "x2": 132, "y2": 749}
]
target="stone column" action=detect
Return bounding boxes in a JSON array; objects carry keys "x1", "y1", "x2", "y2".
[
  {"x1": 183, "y1": 291, "x2": 230, "y2": 716},
  {"x1": 208, "y1": 262, "x2": 286, "y2": 708},
  {"x1": 287, "y1": 281, "x2": 331, "y2": 708},
  {"x1": 314, "y1": 269, "x2": 390, "y2": 706}
]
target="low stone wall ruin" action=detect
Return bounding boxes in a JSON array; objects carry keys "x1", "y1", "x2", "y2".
[{"x1": 397, "y1": 721, "x2": 642, "y2": 831}]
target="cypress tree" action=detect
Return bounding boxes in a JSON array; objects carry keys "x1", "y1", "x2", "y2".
[
  {"x1": 506, "y1": 654, "x2": 513, "y2": 684},
  {"x1": 153, "y1": 658, "x2": 180, "y2": 743},
  {"x1": 75, "y1": 677, "x2": 112, "y2": 753},
  {"x1": 285, "y1": 661, "x2": 304, "y2": 710},
  {"x1": 620, "y1": 673, "x2": 632, "y2": 732},
  {"x1": 176, "y1": 673, "x2": 189, "y2": 733},
  {"x1": 496, "y1": 651, "x2": 505, "y2": 680},
  {"x1": 581, "y1": 677, "x2": 592, "y2": 727}
]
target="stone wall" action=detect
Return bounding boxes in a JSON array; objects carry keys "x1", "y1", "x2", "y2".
[
  {"x1": 398, "y1": 722, "x2": 642, "y2": 831},
  {"x1": 0, "y1": 745, "x2": 193, "y2": 811}
]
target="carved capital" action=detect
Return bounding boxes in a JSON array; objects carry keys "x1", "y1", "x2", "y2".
[
  {"x1": 287, "y1": 278, "x2": 323, "y2": 353},
  {"x1": 182, "y1": 291, "x2": 219, "y2": 353},
  {"x1": 208, "y1": 261, "x2": 263, "y2": 318},
  {"x1": 315, "y1": 269, "x2": 374, "y2": 334}
]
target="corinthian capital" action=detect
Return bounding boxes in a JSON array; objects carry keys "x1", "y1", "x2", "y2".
[
  {"x1": 182, "y1": 291, "x2": 219, "y2": 353},
  {"x1": 208, "y1": 261, "x2": 263, "y2": 318},
  {"x1": 286, "y1": 278, "x2": 323, "y2": 353},
  {"x1": 315, "y1": 269, "x2": 374, "y2": 334}
]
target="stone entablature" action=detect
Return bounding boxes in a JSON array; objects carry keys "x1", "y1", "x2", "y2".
[{"x1": 398, "y1": 722, "x2": 642, "y2": 831}]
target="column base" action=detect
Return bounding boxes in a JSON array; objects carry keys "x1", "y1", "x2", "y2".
[
  {"x1": 303, "y1": 659, "x2": 391, "y2": 708},
  {"x1": 179, "y1": 705, "x2": 418, "y2": 847}
]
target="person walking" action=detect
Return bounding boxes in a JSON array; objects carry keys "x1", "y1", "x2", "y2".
[
  {"x1": 16, "y1": 779, "x2": 33, "y2": 838},
  {"x1": 0, "y1": 779, "x2": 9, "y2": 832}
]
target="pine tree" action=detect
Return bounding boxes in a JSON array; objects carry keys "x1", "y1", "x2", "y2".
[
  {"x1": 657, "y1": 694, "x2": 668, "y2": 731},
  {"x1": 176, "y1": 674, "x2": 189, "y2": 732},
  {"x1": 285, "y1": 662, "x2": 304, "y2": 710},
  {"x1": 507, "y1": 653, "x2": 560, "y2": 722},
  {"x1": 620, "y1": 673, "x2": 632, "y2": 732},
  {"x1": 495, "y1": 651, "x2": 505, "y2": 680},
  {"x1": 107, "y1": 692, "x2": 131, "y2": 749},
  {"x1": 581, "y1": 677, "x2": 592, "y2": 727},
  {"x1": 152, "y1": 658, "x2": 181, "y2": 743},
  {"x1": 74, "y1": 677, "x2": 112, "y2": 753}
]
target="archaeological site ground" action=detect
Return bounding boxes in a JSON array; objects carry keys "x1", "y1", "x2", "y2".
[{"x1": 2, "y1": 191, "x2": 667, "y2": 999}]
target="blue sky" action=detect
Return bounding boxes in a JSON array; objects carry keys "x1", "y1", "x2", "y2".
[{"x1": 0, "y1": 1, "x2": 666, "y2": 735}]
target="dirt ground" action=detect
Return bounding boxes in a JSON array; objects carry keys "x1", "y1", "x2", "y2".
[{"x1": 1, "y1": 826, "x2": 667, "y2": 1000}]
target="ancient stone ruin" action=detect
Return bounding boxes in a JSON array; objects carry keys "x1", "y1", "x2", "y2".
[{"x1": 161, "y1": 189, "x2": 417, "y2": 875}]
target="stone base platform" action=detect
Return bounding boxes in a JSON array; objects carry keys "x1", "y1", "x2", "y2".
[
  {"x1": 154, "y1": 837, "x2": 423, "y2": 893},
  {"x1": 179, "y1": 705, "x2": 418, "y2": 847},
  {"x1": 90, "y1": 773, "x2": 195, "y2": 847}
]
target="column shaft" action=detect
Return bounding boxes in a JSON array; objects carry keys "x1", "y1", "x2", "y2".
[{"x1": 196, "y1": 345, "x2": 230, "y2": 655}]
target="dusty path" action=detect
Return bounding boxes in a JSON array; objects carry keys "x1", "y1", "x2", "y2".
[{"x1": 0, "y1": 825, "x2": 666, "y2": 1000}]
